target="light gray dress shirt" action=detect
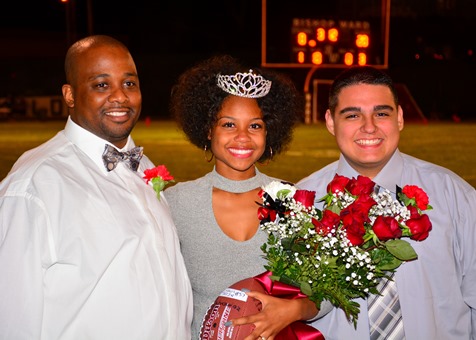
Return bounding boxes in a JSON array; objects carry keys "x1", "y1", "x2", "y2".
[
  {"x1": 0, "y1": 116, "x2": 193, "y2": 340},
  {"x1": 298, "y1": 150, "x2": 476, "y2": 340}
]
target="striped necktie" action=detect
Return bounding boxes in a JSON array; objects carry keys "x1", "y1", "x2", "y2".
[{"x1": 367, "y1": 272, "x2": 405, "y2": 339}]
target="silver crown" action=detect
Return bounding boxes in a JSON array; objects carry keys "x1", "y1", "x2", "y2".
[{"x1": 216, "y1": 70, "x2": 272, "y2": 98}]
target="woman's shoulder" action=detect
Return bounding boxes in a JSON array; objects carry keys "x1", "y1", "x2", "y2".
[{"x1": 164, "y1": 172, "x2": 212, "y2": 199}]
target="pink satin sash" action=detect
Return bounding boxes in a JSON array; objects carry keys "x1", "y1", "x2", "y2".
[{"x1": 253, "y1": 271, "x2": 325, "y2": 340}]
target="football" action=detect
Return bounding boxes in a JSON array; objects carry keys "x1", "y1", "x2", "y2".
[{"x1": 199, "y1": 277, "x2": 267, "y2": 340}]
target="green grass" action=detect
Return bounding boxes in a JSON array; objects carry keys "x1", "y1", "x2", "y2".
[{"x1": 1, "y1": 120, "x2": 475, "y2": 188}]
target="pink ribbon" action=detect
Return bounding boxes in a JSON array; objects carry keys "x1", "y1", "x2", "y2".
[{"x1": 253, "y1": 271, "x2": 325, "y2": 340}]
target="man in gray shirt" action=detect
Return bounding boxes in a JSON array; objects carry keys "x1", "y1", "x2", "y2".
[{"x1": 298, "y1": 66, "x2": 476, "y2": 339}]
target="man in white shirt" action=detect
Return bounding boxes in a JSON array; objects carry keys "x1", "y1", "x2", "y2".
[
  {"x1": 298, "y1": 66, "x2": 476, "y2": 339},
  {"x1": 0, "y1": 35, "x2": 192, "y2": 339}
]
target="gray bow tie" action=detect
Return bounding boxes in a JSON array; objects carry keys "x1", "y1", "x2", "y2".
[{"x1": 102, "y1": 144, "x2": 143, "y2": 172}]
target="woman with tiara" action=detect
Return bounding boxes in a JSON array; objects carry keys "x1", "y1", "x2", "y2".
[{"x1": 165, "y1": 55, "x2": 329, "y2": 339}]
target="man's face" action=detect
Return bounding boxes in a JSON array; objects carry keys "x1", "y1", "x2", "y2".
[
  {"x1": 62, "y1": 45, "x2": 141, "y2": 148},
  {"x1": 325, "y1": 83, "x2": 404, "y2": 178}
]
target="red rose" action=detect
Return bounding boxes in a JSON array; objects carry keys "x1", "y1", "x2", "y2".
[
  {"x1": 338, "y1": 196, "x2": 375, "y2": 234},
  {"x1": 143, "y1": 165, "x2": 174, "y2": 183},
  {"x1": 402, "y1": 185, "x2": 430, "y2": 210},
  {"x1": 313, "y1": 210, "x2": 340, "y2": 235},
  {"x1": 407, "y1": 205, "x2": 420, "y2": 219},
  {"x1": 311, "y1": 218, "x2": 328, "y2": 235},
  {"x1": 327, "y1": 174, "x2": 350, "y2": 194},
  {"x1": 407, "y1": 214, "x2": 432, "y2": 241},
  {"x1": 346, "y1": 175, "x2": 375, "y2": 196},
  {"x1": 321, "y1": 209, "x2": 341, "y2": 228},
  {"x1": 343, "y1": 222, "x2": 366, "y2": 246},
  {"x1": 340, "y1": 208, "x2": 366, "y2": 245},
  {"x1": 372, "y1": 216, "x2": 402, "y2": 241},
  {"x1": 293, "y1": 189, "x2": 316, "y2": 208},
  {"x1": 258, "y1": 207, "x2": 276, "y2": 222},
  {"x1": 351, "y1": 195, "x2": 377, "y2": 218}
]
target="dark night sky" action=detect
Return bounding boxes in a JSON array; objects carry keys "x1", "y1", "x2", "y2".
[
  {"x1": 0, "y1": 1, "x2": 263, "y2": 61},
  {"x1": 0, "y1": 0, "x2": 265, "y2": 116},
  {"x1": 1, "y1": 0, "x2": 475, "y2": 119}
]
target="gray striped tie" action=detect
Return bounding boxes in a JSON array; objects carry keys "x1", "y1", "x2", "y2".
[{"x1": 368, "y1": 273, "x2": 405, "y2": 339}]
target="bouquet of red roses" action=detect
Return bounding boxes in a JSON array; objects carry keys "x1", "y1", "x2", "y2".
[{"x1": 258, "y1": 174, "x2": 433, "y2": 326}]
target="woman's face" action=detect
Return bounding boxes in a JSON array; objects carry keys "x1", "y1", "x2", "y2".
[{"x1": 210, "y1": 95, "x2": 267, "y2": 180}]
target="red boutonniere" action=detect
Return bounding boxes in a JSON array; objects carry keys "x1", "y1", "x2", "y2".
[{"x1": 143, "y1": 165, "x2": 175, "y2": 200}]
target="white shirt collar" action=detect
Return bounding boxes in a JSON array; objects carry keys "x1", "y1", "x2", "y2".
[{"x1": 63, "y1": 116, "x2": 136, "y2": 174}]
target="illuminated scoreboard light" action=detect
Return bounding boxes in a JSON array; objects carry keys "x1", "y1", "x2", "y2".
[{"x1": 292, "y1": 18, "x2": 371, "y2": 66}]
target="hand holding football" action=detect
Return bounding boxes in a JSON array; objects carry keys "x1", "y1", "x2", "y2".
[{"x1": 200, "y1": 277, "x2": 267, "y2": 340}]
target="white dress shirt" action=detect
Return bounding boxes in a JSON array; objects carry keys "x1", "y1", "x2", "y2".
[
  {"x1": 0, "y1": 117, "x2": 193, "y2": 340},
  {"x1": 298, "y1": 150, "x2": 476, "y2": 340}
]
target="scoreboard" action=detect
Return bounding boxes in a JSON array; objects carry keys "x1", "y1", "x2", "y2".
[
  {"x1": 291, "y1": 18, "x2": 371, "y2": 66},
  {"x1": 261, "y1": 0, "x2": 391, "y2": 124},
  {"x1": 261, "y1": 0, "x2": 390, "y2": 68}
]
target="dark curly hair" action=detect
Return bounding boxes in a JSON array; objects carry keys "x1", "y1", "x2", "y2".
[{"x1": 169, "y1": 55, "x2": 302, "y2": 162}]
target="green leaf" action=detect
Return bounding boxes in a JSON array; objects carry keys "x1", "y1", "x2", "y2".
[
  {"x1": 279, "y1": 274, "x2": 300, "y2": 288},
  {"x1": 281, "y1": 238, "x2": 293, "y2": 251},
  {"x1": 291, "y1": 241, "x2": 309, "y2": 254},
  {"x1": 378, "y1": 257, "x2": 402, "y2": 271},
  {"x1": 327, "y1": 204, "x2": 341, "y2": 214},
  {"x1": 385, "y1": 239, "x2": 418, "y2": 261},
  {"x1": 397, "y1": 192, "x2": 412, "y2": 206},
  {"x1": 277, "y1": 189, "x2": 292, "y2": 199},
  {"x1": 300, "y1": 281, "x2": 313, "y2": 296}
]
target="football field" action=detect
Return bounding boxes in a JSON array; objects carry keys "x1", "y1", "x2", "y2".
[{"x1": 1, "y1": 120, "x2": 475, "y2": 188}]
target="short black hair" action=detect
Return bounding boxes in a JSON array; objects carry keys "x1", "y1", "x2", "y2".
[{"x1": 328, "y1": 66, "x2": 399, "y2": 115}]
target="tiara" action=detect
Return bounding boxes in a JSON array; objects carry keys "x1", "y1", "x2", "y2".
[{"x1": 216, "y1": 70, "x2": 272, "y2": 98}]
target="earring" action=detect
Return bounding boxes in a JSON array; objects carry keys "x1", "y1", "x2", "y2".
[
  {"x1": 204, "y1": 145, "x2": 214, "y2": 163},
  {"x1": 258, "y1": 146, "x2": 273, "y2": 166}
]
